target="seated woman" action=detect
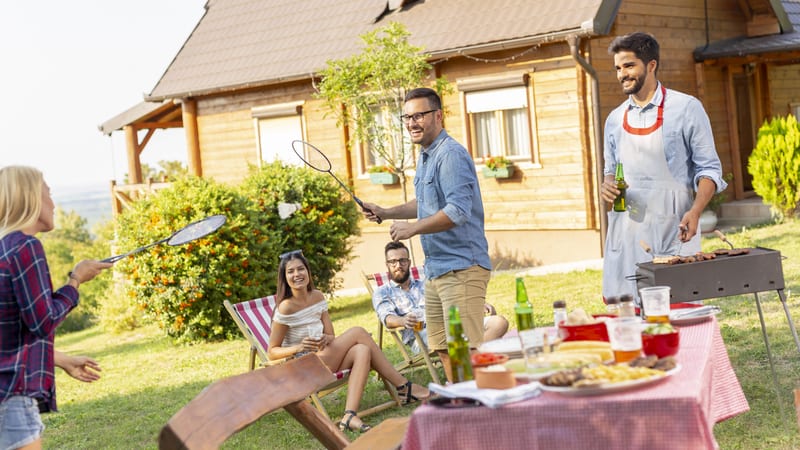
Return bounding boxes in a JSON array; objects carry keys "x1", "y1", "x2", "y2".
[{"x1": 267, "y1": 250, "x2": 430, "y2": 433}]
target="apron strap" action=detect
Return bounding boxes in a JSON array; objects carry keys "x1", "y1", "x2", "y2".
[{"x1": 623, "y1": 85, "x2": 666, "y2": 136}]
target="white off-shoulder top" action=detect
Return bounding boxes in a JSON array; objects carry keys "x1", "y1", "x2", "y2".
[{"x1": 272, "y1": 300, "x2": 328, "y2": 347}]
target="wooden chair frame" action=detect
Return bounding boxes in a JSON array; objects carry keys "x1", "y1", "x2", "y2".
[
  {"x1": 362, "y1": 267, "x2": 441, "y2": 385},
  {"x1": 223, "y1": 296, "x2": 400, "y2": 420},
  {"x1": 159, "y1": 354, "x2": 409, "y2": 450}
]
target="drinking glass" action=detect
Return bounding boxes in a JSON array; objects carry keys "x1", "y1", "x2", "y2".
[
  {"x1": 640, "y1": 286, "x2": 671, "y2": 323},
  {"x1": 519, "y1": 328, "x2": 548, "y2": 375},
  {"x1": 605, "y1": 317, "x2": 642, "y2": 363}
]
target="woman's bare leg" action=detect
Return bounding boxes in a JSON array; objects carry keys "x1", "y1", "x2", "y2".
[{"x1": 318, "y1": 327, "x2": 429, "y2": 398}]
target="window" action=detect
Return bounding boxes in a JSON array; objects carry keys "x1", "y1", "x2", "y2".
[
  {"x1": 458, "y1": 72, "x2": 537, "y2": 165},
  {"x1": 362, "y1": 105, "x2": 414, "y2": 174},
  {"x1": 791, "y1": 102, "x2": 800, "y2": 120},
  {"x1": 252, "y1": 102, "x2": 304, "y2": 165}
]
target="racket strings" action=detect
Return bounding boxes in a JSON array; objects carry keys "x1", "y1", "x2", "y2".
[{"x1": 293, "y1": 141, "x2": 332, "y2": 172}]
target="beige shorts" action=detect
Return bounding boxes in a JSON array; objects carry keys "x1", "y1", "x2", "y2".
[{"x1": 424, "y1": 265, "x2": 491, "y2": 352}]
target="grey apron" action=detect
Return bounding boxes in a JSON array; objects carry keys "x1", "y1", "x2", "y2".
[{"x1": 602, "y1": 87, "x2": 699, "y2": 303}]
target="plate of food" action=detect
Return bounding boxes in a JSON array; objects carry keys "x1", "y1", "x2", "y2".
[
  {"x1": 539, "y1": 357, "x2": 680, "y2": 396},
  {"x1": 669, "y1": 305, "x2": 720, "y2": 326}
]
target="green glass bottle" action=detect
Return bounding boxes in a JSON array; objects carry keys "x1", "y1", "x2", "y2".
[
  {"x1": 514, "y1": 277, "x2": 534, "y2": 331},
  {"x1": 613, "y1": 162, "x2": 627, "y2": 212},
  {"x1": 447, "y1": 305, "x2": 474, "y2": 383}
]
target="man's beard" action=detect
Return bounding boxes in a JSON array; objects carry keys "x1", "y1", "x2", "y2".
[
  {"x1": 392, "y1": 269, "x2": 410, "y2": 284},
  {"x1": 621, "y1": 73, "x2": 645, "y2": 95}
]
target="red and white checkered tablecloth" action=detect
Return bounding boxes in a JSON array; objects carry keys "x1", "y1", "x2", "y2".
[{"x1": 403, "y1": 317, "x2": 748, "y2": 450}]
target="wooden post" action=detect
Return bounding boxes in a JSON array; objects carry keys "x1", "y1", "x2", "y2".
[
  {"x1": 124, "y1": 125, "x2": 142, "y2": 184},
  {"x1": 182, "y1": 99, "x2": 202, "y2": 177}
]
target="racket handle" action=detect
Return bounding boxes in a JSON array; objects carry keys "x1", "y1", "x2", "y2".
[{"x1": 361, "y1": 205, "x2": 382, "y2": 224}]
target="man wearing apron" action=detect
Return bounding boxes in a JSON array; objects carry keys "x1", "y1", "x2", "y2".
[{"x1": 601, "y1": 32, "x2": 727, "y2": 304}]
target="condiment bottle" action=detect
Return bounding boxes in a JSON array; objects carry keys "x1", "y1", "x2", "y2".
[
  {"x1": 606, "y1": 296, "x2": 620, "y2": 316},
  {"x1": 553, "y1": 300, "x2": 567, "y2": 327},
  {"x1": 619, "y1": 294, "x2": 635, "y2": 317},
  {"x1": 613, "y1": 162, "x2": 627, "y2": 212},
  {"x1": 514, "y1": 277, "x2": 534, "y2": 331},
  {"x1": 447, "y1": 305, "x2": 474, "y2": 382}
]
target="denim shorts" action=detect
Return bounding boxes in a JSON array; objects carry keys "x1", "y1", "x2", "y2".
[{"x1": 0, "y1": 396, "x2": 44, "y2": 450}]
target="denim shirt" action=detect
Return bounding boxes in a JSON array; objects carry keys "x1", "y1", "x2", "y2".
[
  {"x1": 413, "y1": 130, "x2": 491, "y2": 279},
  {"x1": 371, "y1": 278, "x2": 426, "y2": 346},
  {"x1": 604, "y1": 83, "x2": 727, "y2": 193}
]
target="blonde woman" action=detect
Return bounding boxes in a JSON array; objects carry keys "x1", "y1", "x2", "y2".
[
  {"x1": 0, "y1": 166, "x2": 112, "y2": 450},
  {"x1": 268, "y1": 250, "x2": 429, "y2": 433}
]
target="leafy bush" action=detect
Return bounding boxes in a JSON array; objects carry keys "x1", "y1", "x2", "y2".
[
  {"x1": 110, "y1": 164, "x2": 360, "y2": 343},
  {"x1": 112, "y1": 176, "x2": 280, "y2": 342},
  {"x1": 748, "y1": 114, "x2": 800, "y2": 219},
  {"x1": 238, "y1": 162, "x2": 361, "y2": 294}
]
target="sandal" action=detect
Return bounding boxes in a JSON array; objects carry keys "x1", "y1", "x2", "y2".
[
  {"x1": 338, "y1": 409, "x2": 371, "y2": 433},
  {"x1": 396, "y1": 380, "x2": 429, "y2": 405}
]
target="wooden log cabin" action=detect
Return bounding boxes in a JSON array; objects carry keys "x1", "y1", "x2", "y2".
[{"x1": 100, "y1": 0, "x2": 800, "y2": 290}]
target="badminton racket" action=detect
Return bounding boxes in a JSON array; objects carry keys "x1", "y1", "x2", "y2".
[
  {"x1": 102, "y1": 214, "x2": 227, "y2": 263},
  {"x1": 291, "y1": 140, "x2": 382, "y2": 223}
]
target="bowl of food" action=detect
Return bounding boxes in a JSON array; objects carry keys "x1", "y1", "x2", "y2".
[
  {"x1": 471, "y1": 352, "x2": 509, "y2": 368},
  {"x1": 641, "y1": 323, "x2": 680, "y2": 357},
  {"x1": 557, "y1": 308, "x2": 613, "y2": 342},
  {"x1": 475, "y1": 365, "x2": 516, "y2": 389}
]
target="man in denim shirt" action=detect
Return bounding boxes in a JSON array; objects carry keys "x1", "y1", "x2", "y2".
[
  {"x1": 363, "y1": 88, "x2": 492, "y2": 382},
  {"x1": 372, "y1": 241, "x2": 508, "y2": 355},
  {"x1": 600, "y1": 32, "x2": 727, "y2": 302}
]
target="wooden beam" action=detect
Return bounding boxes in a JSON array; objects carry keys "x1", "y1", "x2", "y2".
[
  {"x1": 124, "y1": 125, "x2": 143, "y2": 184},
  {"x1": 132, "y1": 121, "x2": 184, "y2": 131},
  {"x1": 182, "y1": 99, "x2": 202, "y2": 177},
  {"x1": 138, "y1": 128, "x2": 156, "y2": 155},
  {"x1": 701, "y1": 51, "x2": 800, "y2": 67}
]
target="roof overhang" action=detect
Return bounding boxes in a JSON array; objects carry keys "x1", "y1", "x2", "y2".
[{"x1": 98, "y1": 100, "x2": 183, "y2": 135}]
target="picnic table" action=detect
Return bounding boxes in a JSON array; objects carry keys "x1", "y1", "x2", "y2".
[{"x1": 403, "y1": 317, "x2": 748, "y2": 450}]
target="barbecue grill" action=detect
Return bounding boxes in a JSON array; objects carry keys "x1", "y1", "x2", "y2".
[{"x1": 634, "y1": 246, "x2": 800, "y2": 406}]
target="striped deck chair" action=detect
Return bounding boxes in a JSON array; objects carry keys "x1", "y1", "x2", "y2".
[
  {"x1": 223, "y1": 296, "x2": 400, "y2": 420},
  {"x1": 362, "y1": 267, "x2": 441, "y2": 384}
]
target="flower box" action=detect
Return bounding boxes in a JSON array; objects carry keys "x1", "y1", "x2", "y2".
[
  {"x1": 482, "y1": 166, "x2": 515, "y2": 179},
  {"x1": 369, "y1": 172, "x2": 399, "y2": 185}
]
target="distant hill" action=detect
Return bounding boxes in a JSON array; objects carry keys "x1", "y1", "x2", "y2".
[{"x1": 52, "y1": 183, "x2": 113, "y2": 231}]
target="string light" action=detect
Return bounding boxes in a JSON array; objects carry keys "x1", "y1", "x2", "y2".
[{"x1": 431, "y1": 43, "x2": 543, "y2": 65}]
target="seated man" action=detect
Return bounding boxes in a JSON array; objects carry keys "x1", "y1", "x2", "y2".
[{"x1": 372, "y1": 241, "x2": 509, "y2": 354}]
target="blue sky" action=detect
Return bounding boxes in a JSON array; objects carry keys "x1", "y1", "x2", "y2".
[{"x1": 0, "y1": 1, "x2": 205, "y2": 190}]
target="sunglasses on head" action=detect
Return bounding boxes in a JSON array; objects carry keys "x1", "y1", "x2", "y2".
[{"x1": 280, "y1": 249, "x2": 303, "y2": 260}]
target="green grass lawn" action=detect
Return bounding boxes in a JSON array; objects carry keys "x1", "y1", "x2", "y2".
[{"x1": 47, "y1": 221, "x2": 800, "y2": 449}]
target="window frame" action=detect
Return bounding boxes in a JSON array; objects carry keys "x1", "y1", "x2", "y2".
[
  {"x1": 457, "y1": 71, "x2": 540, "y2": 168},
  {"x1": 251, "y1": 101, "x2": 306, "y2": 166}
]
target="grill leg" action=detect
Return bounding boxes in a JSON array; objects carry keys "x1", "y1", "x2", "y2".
[
  {"x1": 776, "y1": 289, "x2": 800, "y2": 354},
  {"x1": 753, "y1": 292, "x2": 785, "y2": 418}
]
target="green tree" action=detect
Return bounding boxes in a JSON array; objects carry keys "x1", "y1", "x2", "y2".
[
  {"x1": 748, "y1": 114, "x2": 800, "y2": 219},
  {"x1": 125, "y1": 160, "x2": 188, "y2": 183},
  {"x1": 315, "y1": 22, "x2": 451, "y2": 203}
]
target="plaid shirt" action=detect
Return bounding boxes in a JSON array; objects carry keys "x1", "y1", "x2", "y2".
[
  {"x1": 0, "y1": 231, "x2": 79, "y2": 412},
  {"x1": 371, "y1": 278, "x2": 425, "y2": 346}
]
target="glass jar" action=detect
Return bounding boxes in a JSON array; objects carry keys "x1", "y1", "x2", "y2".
[
  {"x1": 606, "y1": 296, "x2": 620, "y2": 316},
  {"x1": 553, "y1": 300, "x2": 567, "y2": 327}
]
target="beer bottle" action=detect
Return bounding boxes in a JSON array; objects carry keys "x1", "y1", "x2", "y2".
[
  {"x1": 613, "y1": 162, "x2": 627, "y2": 212},
  {"x1": 514, "y1": 277, "x2": 534, "y2": 331},
  {"x1": 447, "y1": 305, "x2": 473, "y2": 382}
]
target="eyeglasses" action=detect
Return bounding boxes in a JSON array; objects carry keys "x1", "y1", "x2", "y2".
[
  {"x1": 280, "y1": 249, "x2": 303, "y2": 260},
  {"x1": 400, "y1": 109, "x2": 438, "y2": 124},
  {"x1": 386, "y1": 258, "x2": 411, "y2": 267}
]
